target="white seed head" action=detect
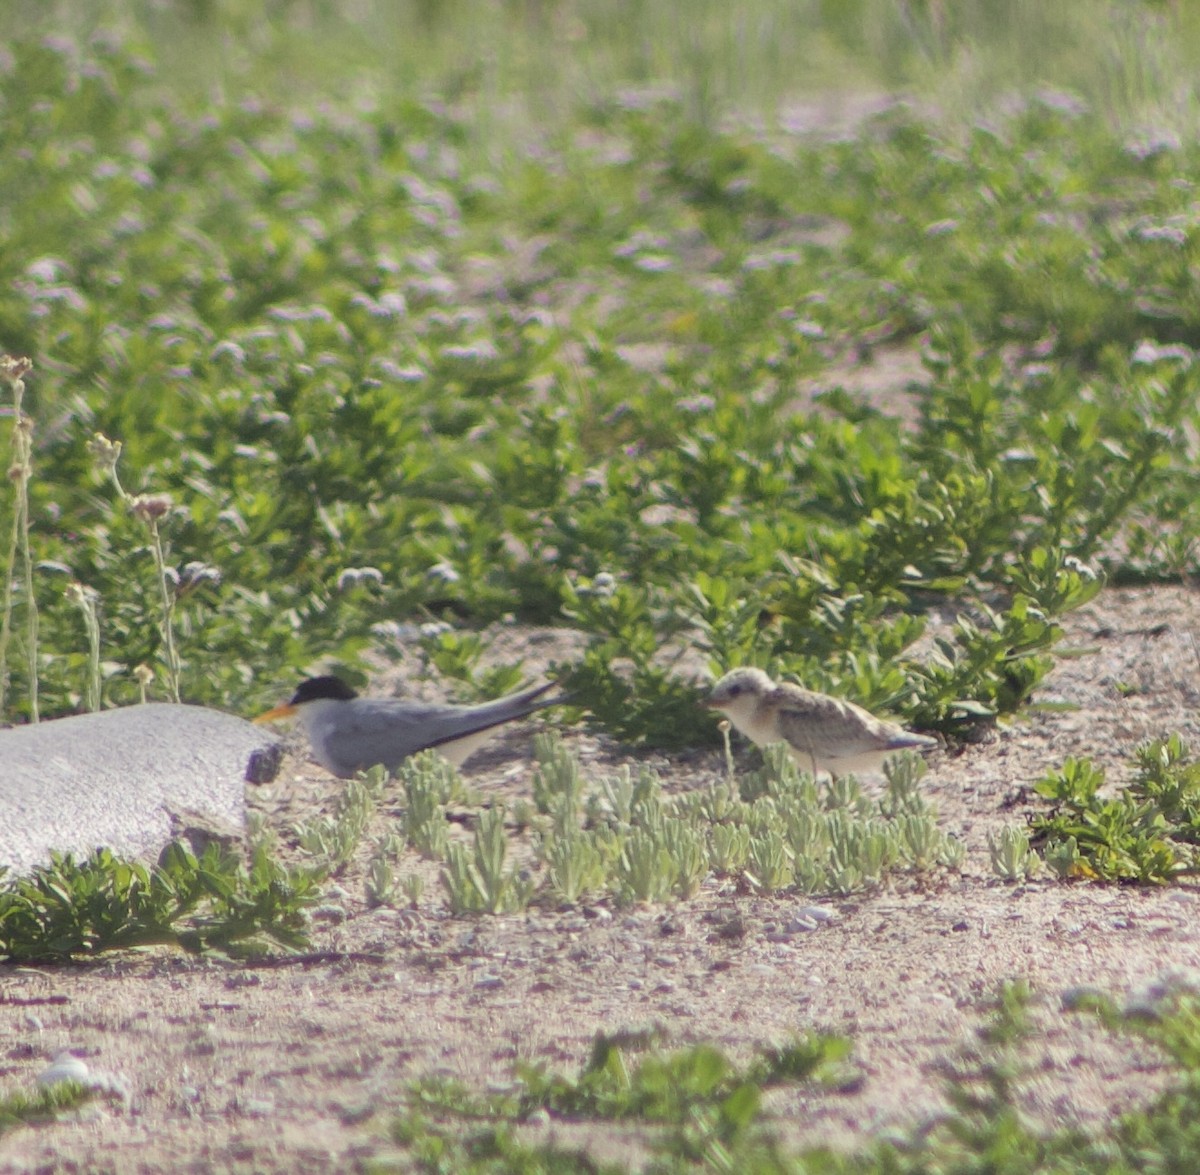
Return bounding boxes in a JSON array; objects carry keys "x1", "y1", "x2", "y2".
[
  {"x1": 337, "y1": 566, "x2": 384, "y2": 591},
  {"x1": 0, "y1": 354, "x2": 32, "y2": 384},
  {"x1": 425, "y1": 561, "x2": 460, "y2": 584},
  {"x1": 64, "y1": 581, "x2": 99, "y2": 608},
  {"x1": 86, "y1": 431, "x2": 122, "y2": 475},
  {"x1": 175, "y1": 561, "x2": 222, "y2": 599}
]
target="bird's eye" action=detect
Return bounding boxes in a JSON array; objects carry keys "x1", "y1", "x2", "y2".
[{"x1": 728, "y1": 685, "x2": 741, "y2": 698}]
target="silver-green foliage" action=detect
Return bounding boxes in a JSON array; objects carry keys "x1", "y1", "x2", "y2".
[
  {"x1": 616, "y1": 826, "x2": 680, "y2": 904},
  {"x1": 364, "y1": 830, "x2": 409, "y2": 908},
  {"x1": 365, "y1": 851, "x2": 397, "y2": 909},
  {"x1": 708, "y1": 823, "x2": 751, "y2": 874},
  {"x1": 531, "y1": 731, "x2": 585, "y2": 818},
  {"x1": 540, "y1": 827, "x2": 611, "y2": 905},
  {"x1": 295, "y1": 765, "x2": 389, "y2": 869},
  {"x1": 295, "y1": 768, "x2": 388, "y2": 868},
  {"x1": 547, "y1": 736, "x2": 959, "y2": 906},
  {"x1": 745, "y1": 826, "x2": 795, "y2": 893},
  {"x1": 989, "y1": 826, "x2": 1042, "y2": 882},
  {"x1": 441, "y1": 807, "x2": 535, "y2": 915},
  {"x1": 304, "y1": 735, "x2": 961, "y2": 916},
  {"x1": 400, "y1": 751, "x2": 466, "y2": 859},
  {"x1": 716, "y1": 744, "x2": 961, "y2": 896}
]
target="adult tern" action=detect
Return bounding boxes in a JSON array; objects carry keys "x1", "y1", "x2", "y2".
[{"x1": 255, "y1": 674, "x2": 560, "y2": 777}]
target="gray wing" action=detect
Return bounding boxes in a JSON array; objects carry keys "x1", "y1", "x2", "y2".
[
  {"x1": 422, "y1": 681, "x2": 558, "y2": 754},
  {"x1": 323, "y1": 682, "x2": 557, "y2": 774}
]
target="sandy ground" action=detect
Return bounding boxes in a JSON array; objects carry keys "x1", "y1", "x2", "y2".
[{"x1": 4, "y1": 584, "x2": 1200, "y2": 1172}]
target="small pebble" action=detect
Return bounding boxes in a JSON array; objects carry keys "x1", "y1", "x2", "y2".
[
  {"x1": 225, "y1": 972, "x2": 262, "y2": 989},
  {"x1": 783, "y1": 917, "x2": 818, "y2": 934},
  {"x1": 240, "y1": 1096, "x2": 276, "y2": 1118}
]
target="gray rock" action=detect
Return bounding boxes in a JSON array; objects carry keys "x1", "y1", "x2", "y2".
[
  {"x1": 0, "y1": 704, "x2": 281, "y2": 877},
  {"x1": 38, "y1": 1049, "x2": 90, "y2": 1087}
]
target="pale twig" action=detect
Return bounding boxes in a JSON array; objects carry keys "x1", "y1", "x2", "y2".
[
  {"x1": 719, "y1": 718, "x2": 735, "y2": 782},
  {"x1": 89, "y1": 433, "x2": 182, "y2": 704},
  {"x1": 65, "y1": 582, "x2": 102, "y2": 712},
  {"x1": 0, "y1": 355, "x2": 36, "y2": 720}
]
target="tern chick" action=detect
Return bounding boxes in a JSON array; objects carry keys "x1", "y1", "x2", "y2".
[
  {"x1": 705, "y1": 667, "x2": 937, "y2": 778},
  {"x1": 255, "y1": 675, "x2": 560, "y2": 778}
]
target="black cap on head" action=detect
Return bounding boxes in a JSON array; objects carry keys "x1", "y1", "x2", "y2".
[{"x1": 289, "y1": 675, "x2": 359, "y2": 705}]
